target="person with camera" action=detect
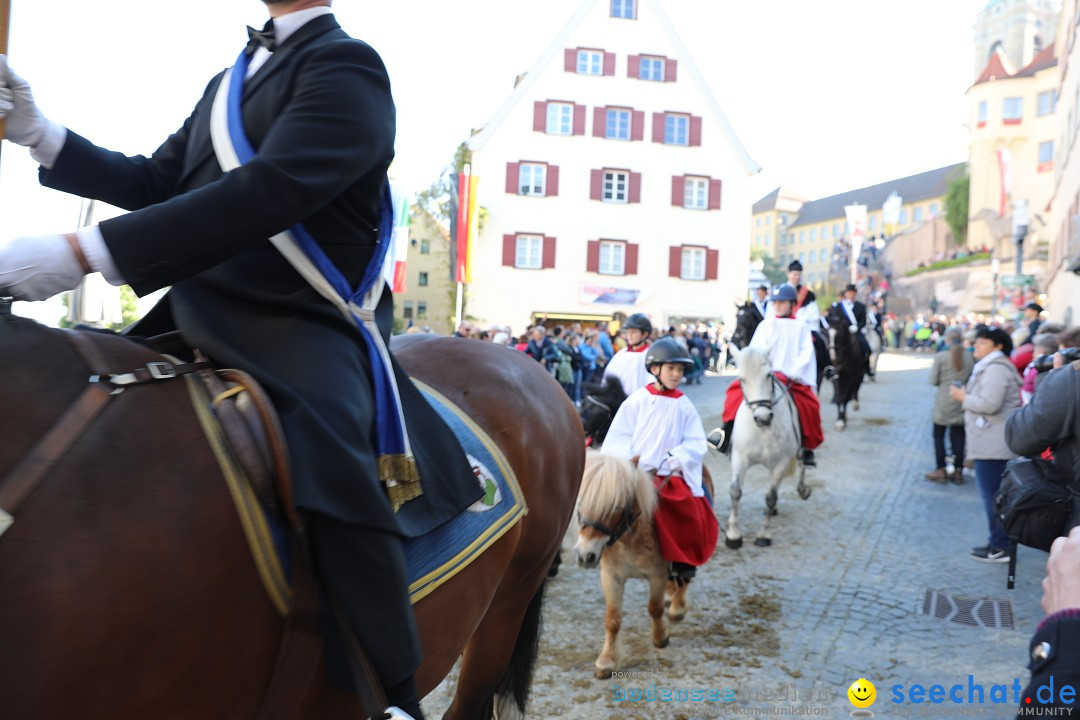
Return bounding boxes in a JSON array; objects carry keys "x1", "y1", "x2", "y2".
[
  {"x1": 1005, "y1": 336, "x2": 1080, "y2": 498},
  {"x1": 950, "y1": 326, "x2": 1022, "y2": 562}
]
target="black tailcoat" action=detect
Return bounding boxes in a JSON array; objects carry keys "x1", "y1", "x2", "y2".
[{"x1": 40, "y1": 15, "x2": 479, "y2": 535}]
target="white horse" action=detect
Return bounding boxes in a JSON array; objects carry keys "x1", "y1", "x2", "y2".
[
  {"x1": 864, "y1": 325, "x2": 883, "y2": 380},
  {"x1": 724, "y1": 345, "x2": 810, "y2": 549},
  {"x1": 573, "y1": 451, "x2": 711, "y2": 678}
]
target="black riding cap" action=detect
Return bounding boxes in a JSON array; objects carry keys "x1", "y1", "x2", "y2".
[
  {"x1": 788, "y1": 260, "x2": 803, "y2": 272},
  {"x1": 645, "y1": 336, "x2": 693, "y2": 367},
  {"x1": 622, "y1": 313, "x2": 653, "y2": 335}
]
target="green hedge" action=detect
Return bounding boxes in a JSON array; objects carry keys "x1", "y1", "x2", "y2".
[{"x1": 903, "y1": 252, "x2": 991, "y2": 277}]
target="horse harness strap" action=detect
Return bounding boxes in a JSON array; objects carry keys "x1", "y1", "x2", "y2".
[
  {"x1": 0, "y1": 330, "x2": 211, "y2": 539},
  {"x1": 580, "y1": 495, "x2": 639, "y2": 547}
]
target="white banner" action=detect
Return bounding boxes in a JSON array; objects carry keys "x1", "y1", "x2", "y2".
[
  {"x1": 844, "y1": 204, "x2": 868, "y2": 284},
  {"x1": 882, "y1": 192, "x2": 902, "y2": 228}
]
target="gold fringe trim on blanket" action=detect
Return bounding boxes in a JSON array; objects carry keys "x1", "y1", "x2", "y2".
[{"x1": 379, "y1": 453, "x2": 423, "y2": 511}]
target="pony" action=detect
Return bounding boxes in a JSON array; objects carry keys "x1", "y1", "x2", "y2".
[
  {"x1": 825, "y1": 304, "x2": 868, "y2": 430},
  {"x1": 573, "y1": 451, "x2": 714, "y2": 678},
  {"x1": 0, "y1": 312, "x2": 583, "y2": 720},
  {"x1": 723, "y1": 344, "x2": 810, "y2": 549},
  {"x1": 579, "y1": 376, "x2": 627, "y2": 446}
]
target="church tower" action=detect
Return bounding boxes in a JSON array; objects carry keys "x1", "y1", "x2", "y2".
[{"x1": 974, "y1": 0, "x2": 1060, "y2": 79}]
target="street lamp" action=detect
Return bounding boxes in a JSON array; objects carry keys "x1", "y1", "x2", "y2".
[
  {"x1": 1012, "y1": 198, "x2": 1029, "y2": 276},
  {"x1": 991, "y1": 257, "x2": 1000, "y2": 318}
]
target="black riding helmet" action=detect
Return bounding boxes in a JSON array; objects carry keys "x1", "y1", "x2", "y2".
[
  {"x1": 622, "y1": 313, "x2": 653, "y2": 336},
  {"x1": 645, "y1": 336, "x2": 693, "y2": 367}
]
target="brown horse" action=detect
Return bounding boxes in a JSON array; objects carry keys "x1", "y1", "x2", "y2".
[{"x1": 0, "y1": 313, "x2": 583, "y2": 720}]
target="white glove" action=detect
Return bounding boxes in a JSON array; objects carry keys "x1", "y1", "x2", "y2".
[
  {"x1": 0, "y1": 234, "x2": 86, "y2": 301},
  {"x1": 0, "y1": 55, "x2": 47, "y2": 146},
  {"x1": 849, "y1": 324, "x2": 858, "y2": 334}
]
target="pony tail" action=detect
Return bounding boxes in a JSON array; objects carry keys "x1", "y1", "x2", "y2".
[{"x1": 950, "y1": 342, "x2": 963, "y2": 372}]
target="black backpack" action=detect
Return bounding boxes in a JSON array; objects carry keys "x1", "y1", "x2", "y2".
[{"x1": 994, "y1": 456, "x2": 1073, "y2": 553}]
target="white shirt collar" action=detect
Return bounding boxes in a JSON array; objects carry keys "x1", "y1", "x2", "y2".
[
  {"x1": 272, "y1": 6, "x2": 334, "y2": 46},
  {"x1": 247, "y1": 6, "x2": 333, "y2": 78}
]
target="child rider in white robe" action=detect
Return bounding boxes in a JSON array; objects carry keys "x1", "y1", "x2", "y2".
[{"x1": 603, "y1": 336, "x2": 718, "y2": 582}]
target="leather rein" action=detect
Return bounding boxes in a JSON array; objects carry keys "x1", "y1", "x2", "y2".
[
  {"x1": 0, "y1": 330, "x2": 211, "y2": 538},
  {"x1": 579, "y1": 495, "x2": 638, "y2": 547}
]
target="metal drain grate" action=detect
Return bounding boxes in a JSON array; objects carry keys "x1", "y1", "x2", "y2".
[{"x1": 920, "y1": 590, "x2": 1014, "y2": 630}]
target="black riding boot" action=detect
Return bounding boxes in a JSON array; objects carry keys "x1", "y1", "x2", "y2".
[
  {"x1": 718, "y1": 420, "x2": 734, "y2": 454},
  {"x1": 670, "y1": 562, "x2": 696, "y2": 585}
]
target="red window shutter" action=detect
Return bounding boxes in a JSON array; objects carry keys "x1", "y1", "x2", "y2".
[
  {"x1": 669, "y1": 246, "x2": 682, "y2": 278},
  {"x1": 652, "y1": 112, "x2": 665, "y2": 143},
  {"x1": 593, "y1": 106, "x2": 607, "y2": 138},
  {"x1": 534, "y1": 101, "x2": 547, "y2": 132},
  {"x1": 671, "y1": 175, "x2": 685, "y2": 207},
  {"x1": 573, "y1": 104, "x2": 586, "y2": 135},
  {"x1": 665, "y1": 58, "x2": 678, "y2": 82},
  {"x1": 603, "y1": 52, "x2": 616, "y2": 76},
  {"x1": 547, "y1": 165, "x2": 560, "y2": 197},
  {"x1": 590, "y1": 169, "x2": 603, "y2": 200},
  {"x1": 625, "y1": 243, "x2": 639, "y2": 275},
  {"x1": 631, "y1": 110, "x2": 644, "y2": 141},
  {"x1": 542, "y1": 237, "x2": 556, "y2": 269},
  {"x1": 689, "y1": 115, "x2": 703, "y2": 146},
  {"x1": 705, "y1": 249, "x2": 719, "y2": 280},
  {"x1": 503, "y1": 235, "x2": 516, "y2": 266},
  {"x1": 587, "y1": 240, "x2": 600, "y2": 272},
  {"x1": 628, "y1": 55, "x2": 640, "y2": 78},
  {"x1": 565, "y1": 48, "x2": 577, "y2": 72},
  {"x1": 629, "y1": 172, "x2": 641, "y2": 204},
  {"x1": 505, "y1": 162, "x2": 520, "y2": 194},
  {"x1": 708, "y1": 178, "x2": 722, "y2": 210}
]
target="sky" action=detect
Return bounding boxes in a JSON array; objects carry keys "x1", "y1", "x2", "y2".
[{"x1": 0, "y1": 0, "x2": 993, "y2": 318}]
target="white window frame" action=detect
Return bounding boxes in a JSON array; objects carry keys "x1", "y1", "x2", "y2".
[
  {"x1": 611, "y1": 0, "x2": 636, "y2": 19},
  {"x1": 519, "y1": 163, "x2": 547, "y2": 196},
  {"x1": 664, "y1": 114, "x2": 689, "y2": 145},
  {"x1": 515, "y1": 235, "x2": 543, "y2": 269},
  {"x1": 1038, "y1": 90, "x2": 1056, "y2": 117},
  {"x1": 606, "y1": 108, "x2": 631, "y2": 140},
  {"x1": 1039, "y1": 140, "x2": 1054, "y2": 163},
  {"x1": 577, "y1": 50, "x2": 603, "y2": 76},
  {"x1": 683, "y1": 176, "x2": 707, "y2": 209},
  {"x1": 914, "y1": 207, "x2": 923, "y2": 223},
  {"x1": 1003, "y1": 97, "x2": 1023, "y2": 122},
  {"x1": 598, "y1": 241, "x2": 626, "y2": 275},
  {"x1": 603, "y1": 170, "x2": 629, "y2": 203},
  {"x1": 545, "y1": 102, "x2": 573, "y2": 135},
  {"x1": 810, "y1": 228, "x2": 817, "y2": 242},
  {"x1": 680, "y1": 246, "x2": 706, "y2": 281},
  {"x1": 639, "y1": 56, "x2": 664, "y2": 81},
  {"x1": 869, "y1": 215, "x2": 877, "y2": 230},
  {"x1": 899, "y1": 208, "x2": 909, "y2": 225}
]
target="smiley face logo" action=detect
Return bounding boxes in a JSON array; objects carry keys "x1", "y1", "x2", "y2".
[{"x1": 848, "y1": 678, "x2": 876, "y2": 708}]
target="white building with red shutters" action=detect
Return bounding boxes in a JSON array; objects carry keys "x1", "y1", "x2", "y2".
[{"x1": 463, "y1": 0, "x2": 759, "y2": 332}]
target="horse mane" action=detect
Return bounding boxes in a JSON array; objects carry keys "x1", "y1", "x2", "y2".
[{"x1": 579, "y1": 450, "x2": 657, "y2": 522}]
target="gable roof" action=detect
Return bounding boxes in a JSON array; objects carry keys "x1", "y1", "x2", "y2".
[
  {"x1": 464, "y1": 0, "x2": 760, "y2": 175},
  {"x1": 788, "y1": 163, "x2": 966, "y2": 228},
  {"x1": 1014, "y1": 41, "x2": 1057, "y2": 78},
  {"x1": 752, "y1": 186, "x2": 807, "y2": 214},
  {"x1": 973, "y1": 48, "x2": 1015, "y2": 86},
  {"x1": 752, "y1": 188, "x2": 781, "y2": 214}
]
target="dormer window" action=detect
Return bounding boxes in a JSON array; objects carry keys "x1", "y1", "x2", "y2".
[{"x1": 611, "y1": 0, "x2": 636, "y2": 19}]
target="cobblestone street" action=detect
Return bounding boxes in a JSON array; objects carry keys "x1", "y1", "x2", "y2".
[{"x1": 427, "y1": 350, "x2": 1047, "y2": 719}]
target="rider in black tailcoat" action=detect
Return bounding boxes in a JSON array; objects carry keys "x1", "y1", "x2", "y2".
[{"x1": 835, "y1": 284, "x2": 874, "y2": 376}]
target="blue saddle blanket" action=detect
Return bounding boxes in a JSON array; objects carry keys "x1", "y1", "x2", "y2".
[{"x1": 402, "y1": 380, "x2": 527, "y2": 602}]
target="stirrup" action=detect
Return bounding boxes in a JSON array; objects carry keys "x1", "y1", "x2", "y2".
[
  {"x1": 824, "y1": 365, "x2": 838, "y2": 380},
  {"x1": 706, "y1": 427, "x2": 725, "y2": 451}
]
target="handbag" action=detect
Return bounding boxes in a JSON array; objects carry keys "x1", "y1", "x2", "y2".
[{"x1": 994, "y1": 456, "x2": 1073, "y2": 552}]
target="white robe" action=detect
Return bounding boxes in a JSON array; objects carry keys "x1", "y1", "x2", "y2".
[
  {"x1": 750, "y1": 311, "x2": 817, "y2": 389},
  {"x1": 604, "y1": 346, "x2": 653, "y2": 397},
  {"x1": 603, "y1": 386, "x2": 707, "y2": 496},
  {"x1": 795, "y1": 300, "x2": 821, "y2": 330}
]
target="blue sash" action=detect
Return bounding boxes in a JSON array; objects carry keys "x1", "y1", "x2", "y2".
[{"x1": 211, "y1": 49, "x2": 420, "y2": 508}]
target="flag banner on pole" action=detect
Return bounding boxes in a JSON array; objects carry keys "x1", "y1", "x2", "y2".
[
  {"x1": 997, "y1": 147, "x2": 1012, "y2": 216},
  {"x1": 844, "y1": 204, "x2": 868, "y2": 282},
  {"x1": 386, "y1": 184, "x2": 411, "y2": 293},
  {"x1": 455, "y1": 172, "x2": 470, "y2": 283},
  {"x1": 464, "y1": 175, "x2": 479, "y2": 284}
]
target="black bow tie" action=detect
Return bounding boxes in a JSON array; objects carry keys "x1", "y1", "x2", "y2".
[{"x1": 246, "y1": 21, "x2": 276, "y2": 54}]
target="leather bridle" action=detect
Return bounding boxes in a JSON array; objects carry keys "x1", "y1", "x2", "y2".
[{"x1": 579, "y1": 495, "x2": 638, "y2": 547}]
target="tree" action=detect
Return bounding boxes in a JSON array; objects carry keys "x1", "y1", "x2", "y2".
[
  {"x1": 750, "y1": 247, "x2": 787, "y2": 287},
  {"x1": 944, "y1": 172, "x2": 969, "y2": 245}
]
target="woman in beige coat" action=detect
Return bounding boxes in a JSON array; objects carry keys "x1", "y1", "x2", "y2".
[
  {"x1": 949, "y1": 326, "x2": 1022, "y2": 562},
  {"x1": 927, "y1": 328, "x2": 974, "y2": 483}
]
